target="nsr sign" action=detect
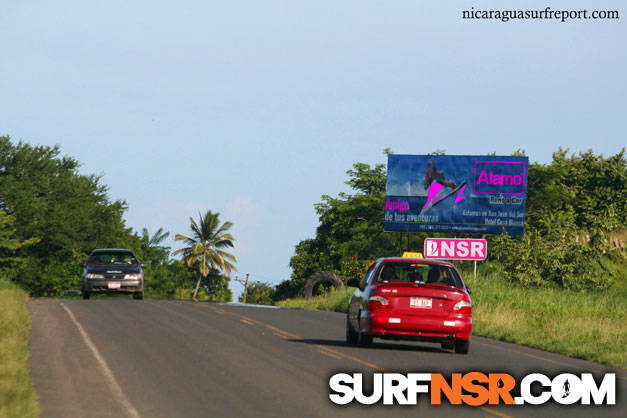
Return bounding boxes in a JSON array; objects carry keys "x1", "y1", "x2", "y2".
[{"x1": 424, "y1": 238, "x2": 487, "y2": 261}]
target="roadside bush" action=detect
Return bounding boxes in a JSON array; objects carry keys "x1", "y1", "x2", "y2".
[
  {"x1": 239, "y1": 281, "x2": 275, "y2": 305},
  {"x1": 492, "y1": 216, "x2": 615, "y2": 290},
  {"x1": 13, "y1": 259, "x2": 82, "y2": 296},
  {"x1": 144, "y1": 262, "x2": 190, "y2": 299},
  {"x1": 339, "y1": 257, "x2": 368, "y2": 284}
]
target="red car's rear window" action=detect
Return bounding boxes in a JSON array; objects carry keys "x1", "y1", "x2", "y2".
[{"x1": 375, "y1": 262, "x2": 463, "y2": 289}]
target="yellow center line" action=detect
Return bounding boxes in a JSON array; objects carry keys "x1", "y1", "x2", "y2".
[
  {"x1": 479, "y1": 407, "x2": 514, "y2": 418},
  {"x1": 240, "y1": 319, "x2": 254, "y2": 325},
  {"x1": 240, "y1": 316, "x2": 300, "y2": 339},
  {"x1": 317, "y1": 349, "x2": 343, "y2": 360},
  {"x1": 314, "y1": 344, "x2": 388, "y2": 372},
  {"x1": 207, "y1": 305, "x2": 513, "y2": 418},
  {"x1": 208, "y1": 307, "x2": 389, "y2": 371}
]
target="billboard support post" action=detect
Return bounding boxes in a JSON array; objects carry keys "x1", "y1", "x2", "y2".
[{"x1": 474, "y1": 260, "x2": 477, "y2": 280}]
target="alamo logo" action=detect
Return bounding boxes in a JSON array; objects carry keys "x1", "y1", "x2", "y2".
[{"x1": 473, "y1": 161, "x2": 526, "y2": 196}]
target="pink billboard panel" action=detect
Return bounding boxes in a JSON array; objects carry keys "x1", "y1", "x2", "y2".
[{"x1": 424, "y1": 238, "x2": 487, "y2": 260}]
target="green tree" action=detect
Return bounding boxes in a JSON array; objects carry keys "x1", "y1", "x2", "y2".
[
  {"x1": 0, "y1": 137, "x2": 137, "y2": 295},
  {"x1": 239, "y1": 281, "x2": 274, "y2": 305},
  {"x1": 173, "y1": 210, "x2": 237, "y2": 300},
  {"x1": 143, "y1": 260, "x2": 192, "y2": 299},
  {"x1": 277, "y1": 159, "x2": 403, "y2": 299},
  {"x1": 0, "y1": 137, "x2": 133, "y2": 261},
  {"x1": 485, "y1": 149, "x2": 626, "y2": 290},
  {"x1": 0, "y1": 210, "x2": 39, "y2": 274},
  {"x1": 283, "y1": 148, "x2": 626, "y2": 298},
  {"x1": 525, "y1": 148, "x2": 626, "y2": 231},
  {"x1": 138, "y1": 227, "x2": 171, "y2": 265},
  {"x1": 201, "y1": 269, "x2": 233, "y2": 302}
]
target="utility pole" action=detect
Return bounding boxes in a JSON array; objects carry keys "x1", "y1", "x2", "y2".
[
  {"x1": 244, "y1": 273, "x2": 249, "y2": 303},
  {"x1": 233, "y1": 273, "x2": 250, "y2": 303}
]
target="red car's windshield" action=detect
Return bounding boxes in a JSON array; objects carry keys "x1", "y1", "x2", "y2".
[{"x1": 375, "y1": 262, "x2": 463, "y2": 289}]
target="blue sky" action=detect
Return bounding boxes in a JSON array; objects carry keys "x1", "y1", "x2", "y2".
[{"x1": 1, "y1": 1, "x2": 625, "y2": 299}]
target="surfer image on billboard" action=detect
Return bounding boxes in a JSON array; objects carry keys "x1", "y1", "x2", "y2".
[
  {"x1": 424, "y1": 159, "x2": 457, "y2": 190},
  {"x1": 422, "y1": 159, "x2": 469, "y2": 212}
]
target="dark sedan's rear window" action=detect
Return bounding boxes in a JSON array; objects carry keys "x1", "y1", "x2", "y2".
[
  {"x1": 375, "y1": 262, "x2": 463, "y2": 289},
  {"x1": 88, "y1": 252, "x2": 138, "y2": 266}
]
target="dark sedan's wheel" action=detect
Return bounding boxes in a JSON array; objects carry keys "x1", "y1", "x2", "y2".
[
  {"x1": 454, "y1": 340, "x2": 470, "y2": 354},
  {"x1": 357, "y1": 319, "x2": 372, "y2": 347},
  {"x1": 346, "y1": 316, "x2": 358, "y2": 345},
  {"x1": 82, "y1": 292, "x2": 90, "y2": 300},
  {"x1": 133, "y1": 291, "x2": 144, "y2": 300}
]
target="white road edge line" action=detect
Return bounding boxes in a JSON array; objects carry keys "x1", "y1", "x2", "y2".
[{"x1": 60, "y1": 302, "x2": 141, "y2": 418}]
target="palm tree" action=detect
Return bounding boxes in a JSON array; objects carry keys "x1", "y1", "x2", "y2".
[
  {"x1": 172, "y1": 210, "x2": 236, "y2": 300},
  {"x1": 141, "y1": 227, "x2": 170, "y2": 246},
  {"x1": 140, "y1": 227, "x2": 170, "y2": 264}
]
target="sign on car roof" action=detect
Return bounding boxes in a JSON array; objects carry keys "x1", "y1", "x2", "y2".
[{"x1": 402, "y1": 251, "x2": 423, "y2": 259}]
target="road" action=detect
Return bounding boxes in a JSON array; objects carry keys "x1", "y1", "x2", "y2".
[{"x1": 28, "y1": 299, "x2": 624, "y2": 417}]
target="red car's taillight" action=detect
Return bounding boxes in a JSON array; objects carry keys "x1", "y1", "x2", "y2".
[
  {"x1": 452, "y1": 300, "x2": 472, "y2": 315},
  {"x1": 368, "y1": 295, "x2": 389, "y2": 310}
]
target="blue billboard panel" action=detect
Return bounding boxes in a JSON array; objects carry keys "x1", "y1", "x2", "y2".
[{"x1": 385, "y1": 155, "x2": 528, "y2": 235}]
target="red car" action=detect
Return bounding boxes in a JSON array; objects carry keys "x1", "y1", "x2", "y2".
[{"x1": 346, "y1": 257, "x2": 472, "y2": 354}]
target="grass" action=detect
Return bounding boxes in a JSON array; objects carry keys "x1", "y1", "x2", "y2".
[
  {"x1": 276, "y1": 287, "x2": 355, "y2": 312},
  {"x1": 276, "y1": 260, "x2": 626, "y2": 368},
  {"x1": 464, "y1": 261, "x2": 626, "y2": 368},
  {"x1": 0, "y1": 278, "x2": 38, "y2": 418}
]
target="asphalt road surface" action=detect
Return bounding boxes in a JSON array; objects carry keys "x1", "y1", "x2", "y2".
[{"x1": 28, "y1": 299, "x2": 625, "y2": 417}]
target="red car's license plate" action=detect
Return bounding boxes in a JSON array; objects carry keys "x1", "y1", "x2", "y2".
[
  {"x1": 410, "y1": 297, "x2": 432, "y2": 308},
  {"x1": 108, "y1": 282, "x2": 121, "y2": 289}
]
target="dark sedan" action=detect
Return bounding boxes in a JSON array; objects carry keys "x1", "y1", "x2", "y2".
[{"x1": 81, "y1": 248, "x2": 146, "y2": 300}]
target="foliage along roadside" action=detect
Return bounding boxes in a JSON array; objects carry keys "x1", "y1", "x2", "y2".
[
  {"x1": 0, "y1": 136, "x2": 232, "y2": 301},
  {"x1": 268, "y1": 148, "x2": 627, "y2": 367},
  {"x1": 0, "y1": 277, "x2": 38, "y2": 417},
  {"x1": 273, "y1": 148, "x2": 626, "y2": 301}
]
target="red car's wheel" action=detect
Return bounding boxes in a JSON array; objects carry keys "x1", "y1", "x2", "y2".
[
  {"x1": 357, "y1": 318, "x2": 372, "y2": 347},
  {"x1": 346, "y1": 315, "x2": 357, "y2": 345},
  {"x1": 454, "y1": 340, "x2": 470, "y2": 354},
  {"x1": 441, "y1": 341, "x2": 454, "y2": 351}
]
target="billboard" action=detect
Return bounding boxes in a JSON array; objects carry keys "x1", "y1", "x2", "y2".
[{"x1": 385, "y1": 155, "x2": 528, "y2": 235}]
